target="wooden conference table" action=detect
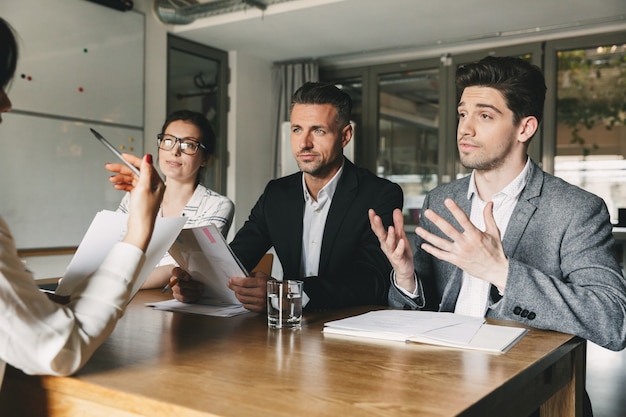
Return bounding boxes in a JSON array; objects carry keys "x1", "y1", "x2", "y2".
[{"x1": 0, "y1": 290, "x2": 585, "y2": 417}]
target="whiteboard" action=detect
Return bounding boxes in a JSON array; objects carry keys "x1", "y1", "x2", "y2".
[
  {"x1": 0, "y1": 0, "x2": 145, "y2": 249},
  {"x1": 1, "y1": 0, "x2": 144, "y2": 126},
  {"x1": 0, "y1": 113, "x2": 143, "y2": 249}
]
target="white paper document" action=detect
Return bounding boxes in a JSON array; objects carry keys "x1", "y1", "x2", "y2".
[
  {"x1": 147, "y1": 225, "x2": 248, "y2": 316},
  {"x1": 55, "y1": 210, "x2": 187, "y2": 299},
  {"x1": 323, "y1": 310, "x2": 528, "y2": 353},
  {"x1": 146, "y1": 299, "x2": 249, "y2": 317}
]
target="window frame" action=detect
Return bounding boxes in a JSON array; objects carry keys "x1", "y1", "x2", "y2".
[{"x1": 166, "y1": 35, "x2": 229, "y2": 194}]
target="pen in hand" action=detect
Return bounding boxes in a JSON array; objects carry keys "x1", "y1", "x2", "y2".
[
  {"x1": 162, "y1": 277, "x2": 178, "y2": 293},
  {"x1": 90, "y1": 128, "x2": 141, "y2": 177}
]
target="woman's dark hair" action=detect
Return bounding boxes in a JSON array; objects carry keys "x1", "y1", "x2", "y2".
[
  {"x1": 456, "y1": 56, "x2": 546, "y2": 126},
  {"x1": 290, "y1": 82, "x2": 352, "y2": 129},
  {"x1": 161, "y1": 109, "x2": 216, "y2": 157},
  {"x1": 0, "y1": 17, "x2": 19, "y2": 90}
]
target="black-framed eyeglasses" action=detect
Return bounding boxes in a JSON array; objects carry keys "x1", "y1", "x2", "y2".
[{"x1": 157, "y1": 133, "x2": 206, "y2": 155}]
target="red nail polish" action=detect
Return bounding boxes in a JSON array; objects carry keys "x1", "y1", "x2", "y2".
[{"x1": 146, "y1": 154, "x2": 153, "y2": 164}]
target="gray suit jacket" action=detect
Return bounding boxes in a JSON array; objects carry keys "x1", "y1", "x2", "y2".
[{"x1": 390, "y1": 160, "x2": 626, "y2": 351}]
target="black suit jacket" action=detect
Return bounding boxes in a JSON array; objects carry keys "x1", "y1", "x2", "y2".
[{"x1": 230, "y1": 158, "x2": 403, "y2": 309}]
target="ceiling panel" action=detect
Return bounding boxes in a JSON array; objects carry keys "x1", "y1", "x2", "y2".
[{"x1": 166, "y1": 0, "x2": 626, "y2": 63}]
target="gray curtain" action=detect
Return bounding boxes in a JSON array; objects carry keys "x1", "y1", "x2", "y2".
[{"x1": 272, "y1": 60, "x2": 318, "y2": 178}]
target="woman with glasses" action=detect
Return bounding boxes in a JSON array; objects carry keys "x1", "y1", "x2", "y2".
[
  {"x1": 0, "y1": 17, "x2": 164, "y2": 384},
  {"x1": 116, "y1": 109, "x2": 234, "y2": 290}
]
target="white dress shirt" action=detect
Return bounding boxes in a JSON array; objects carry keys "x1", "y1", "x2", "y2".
[
  {"x1": 300, "y1": 164, "x2": 343, "y2": 277},
  {"x1": 454, "y1": 159, "x2": 531, "y2": 316}
]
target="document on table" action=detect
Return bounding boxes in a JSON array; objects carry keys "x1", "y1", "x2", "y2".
[
  {"x1": 146, "y1": 299, "x2": 249, "y2": 317},
  {"x1": 147, "y1": 224, "x2": 249, "y2": 317},
  {"x1": 323, "y1": 310, "x2": 528, "y2": 353},
  {"x1": 55, "y1": 210, "x2": 187, "y2": 300}
]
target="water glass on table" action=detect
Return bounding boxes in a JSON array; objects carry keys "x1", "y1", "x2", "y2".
[{"x1": 267, "y1": 279, "x2": 303, "y2": 329}]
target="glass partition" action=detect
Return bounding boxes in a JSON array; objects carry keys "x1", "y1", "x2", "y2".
[
  {"x1": 167, "y1": 35, "x2": 228, "y2": 194},
  {"x1": 553, "y1": 41, "x2": 626, "y2": 224},
  {"x1": 377, "y1": 68, "x2": 440, "y2": 223}
]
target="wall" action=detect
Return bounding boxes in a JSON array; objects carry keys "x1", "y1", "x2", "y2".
[
  {"x1": 9, "y1": 0, "x2": 168, "y2": 277},
  {"x1": 133, "y1": 0, "x2": 167, "y2": 158},
  {"x1": 7, "y1": 0, "x2": 276, "y2": 276},
  {"x1": 0, "y1": 0, "x2": 146, "y2": 249},
  {"x1": 136, "y1": 0, "x2": 275, "y2": 238},
  {"x1": 226, "y1": 51, "x2": 275, "y2": 236},
  {"x1": 139, "y1": 1, "x2": 275, "y2": 238}
]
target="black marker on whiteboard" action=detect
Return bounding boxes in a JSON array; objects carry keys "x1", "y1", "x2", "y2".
[{"x1": 90, "y1": 128, "x2": 140, "y2": 176}]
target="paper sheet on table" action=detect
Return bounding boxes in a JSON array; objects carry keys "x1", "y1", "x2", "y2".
[
  {"x1": 323, "y1": 310, "x2": 527, "y2": 353},
  {"x1": 55, "y1": 210, "x2": 187, "y2": 299},
  {"x1": 146, "y1": 299, "x2": 249, "y2": 317}
]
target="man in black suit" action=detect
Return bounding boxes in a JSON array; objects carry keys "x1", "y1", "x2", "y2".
[{"x1": 172, "y1": 82, "x2": 403, "y2": 311}]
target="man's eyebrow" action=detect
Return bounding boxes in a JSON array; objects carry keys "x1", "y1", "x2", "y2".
[
  {"x1": 291, "y1": 124, "x2": 328, "y2": 130},
  {"x1": 476, "y1": 103, "x2": 503, "y2": 114},
  {"x1": 457, "y1": 101, "x2": 503, "y2": 115}
]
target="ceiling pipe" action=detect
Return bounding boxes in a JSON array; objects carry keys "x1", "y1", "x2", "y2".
[{"x1": 154, "y1": 0, "x2": 295, "y2": 25}]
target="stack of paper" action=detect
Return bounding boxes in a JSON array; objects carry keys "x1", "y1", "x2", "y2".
[
  {"x1": 55, "y1": 210, "x2": 187, "y2": 300},
  {"x1": 323, "y1": 310, "x2": 527, "y2": 353}
]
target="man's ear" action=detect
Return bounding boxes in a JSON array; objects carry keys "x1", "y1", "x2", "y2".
[
  {"x1": 517, "y1": 116, "x2": 538, "y2": 144},
  {"x1": 341, "y1": 123, "x2": 353, "y2": 148}
]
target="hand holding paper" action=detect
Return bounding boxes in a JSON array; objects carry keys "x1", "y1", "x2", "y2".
[
  {"x1": 168, "y1": 267, "x2": 205, "y2": 303},
  {"x1": 164, "y1": 225, "x2": 247, "y2": 307},
  {"x1": 55, "y1": 211, "x2": 186, "y2": 300}
]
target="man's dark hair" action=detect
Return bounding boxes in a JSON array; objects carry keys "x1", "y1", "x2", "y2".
[
  {"x1": 0, "y1": 18, "x2": 18, "y2": 90},
  {"x1": 290, "y1": 82, "x2": 352, "y2": 128},
  {"x1": 456, "y1": 56, "x2": 546, "y2": 125}
]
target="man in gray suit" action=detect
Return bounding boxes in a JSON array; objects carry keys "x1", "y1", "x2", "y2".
[
  {"x1": 370, "y1": 55, "x2": 626, "y2": 415},
  {"x1": 370, "y1": 56, "x2": 626, "y2": 348}
]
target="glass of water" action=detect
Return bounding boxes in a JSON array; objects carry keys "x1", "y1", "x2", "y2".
[{"x1": 266, "y1": 279, "x2": 303, "y2": 329}]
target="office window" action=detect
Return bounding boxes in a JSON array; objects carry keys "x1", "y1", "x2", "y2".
[
  {"x1": 377, "y1": 67, "x2": 440, "y2": 223},
  {"x1": 167, "y1": 35, "x2": 229, "y2": 194},
  {"x1": 551, "y1": 39, "x2": 626, "y2": 223},
  {"x1": 322, "y1": 35, "x2": 626, "y2": 226},
  {"x1": 322, "y1": 60, "x2": 444, "y2": 225}
]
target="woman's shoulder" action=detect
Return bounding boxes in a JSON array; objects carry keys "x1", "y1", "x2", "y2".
[
  {"x1": 194, "y1": 184, "x2": 233, "y2": 204},
  {"x1": 183, "y1": 184, "x2": 234, "y2": 231},
  {"x1": 189, "y1": 184, "x2": 235, "y2": 217}
]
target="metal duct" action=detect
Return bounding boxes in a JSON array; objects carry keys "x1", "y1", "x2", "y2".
[{"x1": 154, "y1": 0, "x2": 298, "y2": 25}]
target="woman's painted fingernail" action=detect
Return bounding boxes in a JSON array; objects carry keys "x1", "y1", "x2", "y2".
[{"x1": 146, "y1": 154, "x2": 153, "y2": 164}]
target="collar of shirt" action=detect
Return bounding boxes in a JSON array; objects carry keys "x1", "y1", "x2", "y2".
[
  {"x1": 301, "y1": 162, "x2": 344, "y2": 208},
  {"x1": 466, "y1": 157, "x2": 531, "y2": 208}
]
